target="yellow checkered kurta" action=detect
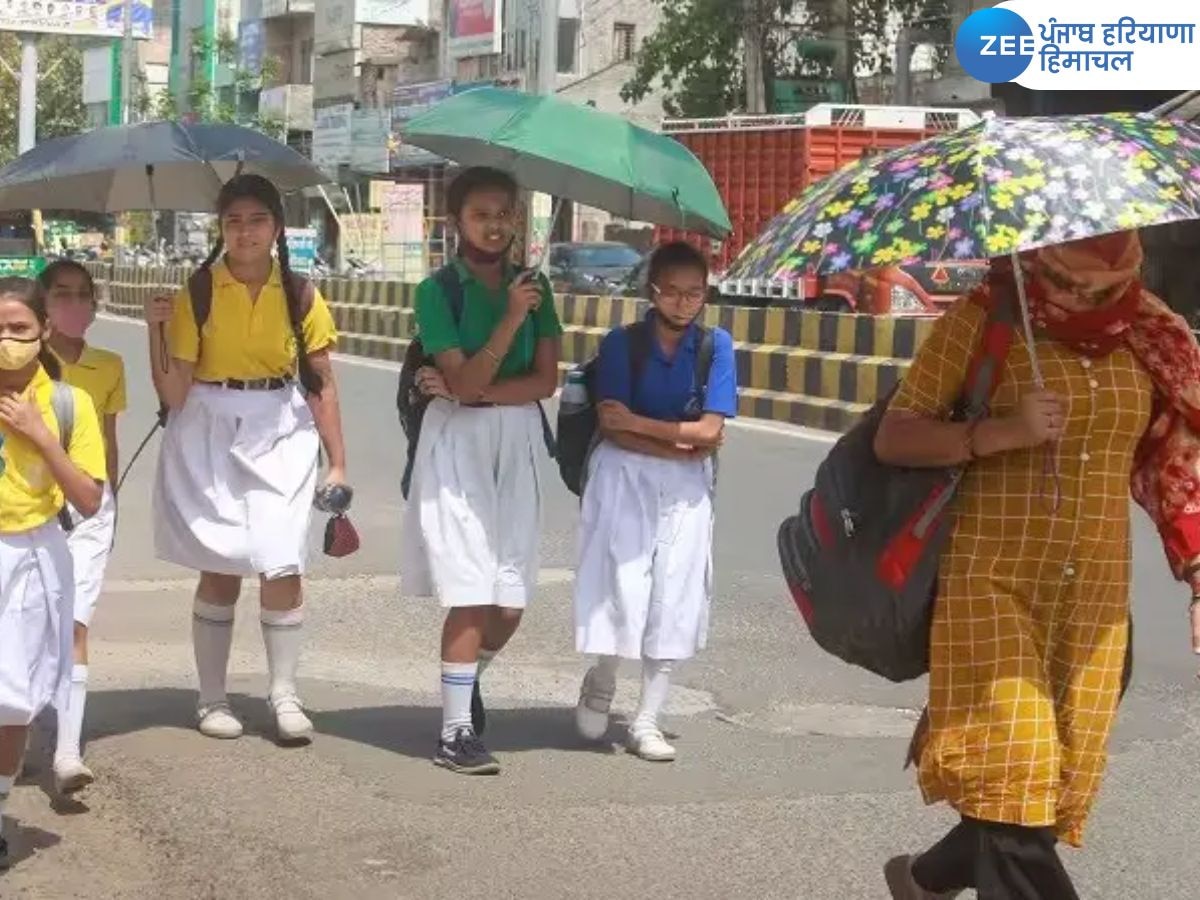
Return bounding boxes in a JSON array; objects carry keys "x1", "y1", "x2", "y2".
[{"x1": 891, "y1": 299, "x2": 1153, "y2": 847}]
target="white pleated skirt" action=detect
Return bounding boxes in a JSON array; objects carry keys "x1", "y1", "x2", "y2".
[
  {"x1": 400, "y1": 399, "x2": 545, "y2": 609},
  {"x1": 0, "y1": 523, "x2": 73, "y2": 727},
  {"x1": 66, "y1": 484, "x2": 116, "y2": 626},
  {"x1": 574, "y1": 441, "x2": 715, "y2": 661},
  {"x1": 153, "y1": 383, "x2": 319, "y2": 578}
]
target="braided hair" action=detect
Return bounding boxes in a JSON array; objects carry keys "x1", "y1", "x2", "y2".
[
  {"x1": 0, "y1": 275, "x2": 61, "y2": 380},
  {"x1": 208, "y1": 174, "x2": 323, "y2": 395}
]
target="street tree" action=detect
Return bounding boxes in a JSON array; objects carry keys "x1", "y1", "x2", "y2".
[
  {"x1": 0, "y1": 33, "x2": 87, "y2": 165},
  {"x1": 622, "y1": 0, "x2": 952, "y2": 118}
]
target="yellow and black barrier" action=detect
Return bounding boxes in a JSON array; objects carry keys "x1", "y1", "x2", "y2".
[{"x1": 87, "y1": 263, "x2": 934, "y2": 432}]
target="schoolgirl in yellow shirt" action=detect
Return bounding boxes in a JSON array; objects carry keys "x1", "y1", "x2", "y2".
[
  {"x1": 0, "y1": 277, "x2": 105, "y2": 869},
  {"x1": 145, "y1": 174, "x2": 348, "y2": 745},
  {"x1": 40, "y1": 259, "x2": 126, "y2": 796}
]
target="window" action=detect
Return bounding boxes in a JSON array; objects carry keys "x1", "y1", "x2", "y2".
[
  {"x1": 557, "y1": 17, "x2": 580, "y2": 74},
  {"x1": 614, "y1": 23, "x2": 636, "y2": 62}
]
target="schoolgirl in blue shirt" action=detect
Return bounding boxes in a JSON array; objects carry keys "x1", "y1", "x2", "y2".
[{"x1": 572, "y1": 242, "x2": 738, "y2": 761}]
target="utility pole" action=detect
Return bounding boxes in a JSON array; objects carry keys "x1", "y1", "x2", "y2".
[
  {"x1": 18, "y1": 35, "x2": 36, "y2": 154},
  {"x1": 527, "y1": 0, "x2": 559, "y2": 261},
  {"x1": 535, "y1": 0, "x2": 557, "y2": 96},
  {"x1": 18, "y1": 34, "x2": 42, "y2": 253},
  {"x1": 120, "y1": 0, "x2": 135, "y2": 123}
]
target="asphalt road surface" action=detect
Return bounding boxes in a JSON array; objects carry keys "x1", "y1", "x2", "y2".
[{"x1": 3, "y1": 317, "x2": 1199, "y2": 899}]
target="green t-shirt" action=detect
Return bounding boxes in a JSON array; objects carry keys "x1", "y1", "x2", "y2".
[{"x1": 415, "y1": 260, "x2": 564, "y2": 378}]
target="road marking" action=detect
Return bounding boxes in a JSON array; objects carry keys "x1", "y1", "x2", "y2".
[{"x1": 98, "y1": 313, "x2": 838, "y2": 444}]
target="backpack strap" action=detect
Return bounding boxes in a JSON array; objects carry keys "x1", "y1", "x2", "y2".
[
  {"x1": 693, "y1": 326, "x2": 715, "y2": 407},
  {"x1": 434, "y1": 263, "x2": 466, "y2": 325},
  {"x1": 50, "y1": 382, "x2": 76, "y2": 532},
  {"x1": 960, "y1": 285, "x2": 1018, "y2": 421}
]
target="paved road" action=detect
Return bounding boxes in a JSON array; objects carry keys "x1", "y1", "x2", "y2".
[{"x1": 4, "y1": 317, "x2": 1200, "y2": 899}]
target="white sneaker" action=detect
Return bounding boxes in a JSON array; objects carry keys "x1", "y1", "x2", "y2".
[
  {"x1": 197, "y1": 702, "x2": 243, "y2": 740},
  {"x1": 626, "y1": 726, "x2": 676, "y2": 762},
  {"x1": 575, "y1": 666, "x2": 616, "y2": 741},
  {"x1": 53, "y1": 757, "x2": 94, "y2": 796},
  {"x1": 270, "y1": 695, "x2": 313, "y2": 743},
  {"x1": 883, "y1": 855, "x2": 963, "y2": 900}
]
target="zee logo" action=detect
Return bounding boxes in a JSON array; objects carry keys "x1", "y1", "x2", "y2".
[
  {"x1": 956, "y1": 7, "x2": 1035, "y2": 83},
  {"x1": 979, "y1": 35, "x2": 1037, "y2": 56}
]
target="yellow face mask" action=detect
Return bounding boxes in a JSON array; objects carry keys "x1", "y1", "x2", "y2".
[{"x1": 0, "y1": 337, "x2": 41, "y2": 371}]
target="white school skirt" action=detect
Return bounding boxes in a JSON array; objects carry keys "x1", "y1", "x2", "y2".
[
  {"x1": 0, "y1": 523, "x2": 73, "y2": 727},
  {"x1": 153, "y1": 383, "x2": 319, "y2": 578},
  {"x1": 574, "y1": 442, "x2": 715, "y2": 661},
  {"x1": 66, "y1": 485, "x2": 116, "y2": 626},
  {"x1": 400, "y1": 399, "x2": 545, "y2": 609}
]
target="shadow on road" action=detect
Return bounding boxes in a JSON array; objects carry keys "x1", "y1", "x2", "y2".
[
  {"x1": 0, "y1": 823, "x2": 62, "y2": 874},
  {"x1": 82, "y1": 688, "x2": 619, "y2": 760}
]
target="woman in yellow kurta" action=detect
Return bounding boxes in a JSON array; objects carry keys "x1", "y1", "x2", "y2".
[
  {"x1": 875, "y1": 232, "x2": 1200, "y2": 900},
  {"x1": 0, "y1": 277, "x2": 104, "y2": 869}
]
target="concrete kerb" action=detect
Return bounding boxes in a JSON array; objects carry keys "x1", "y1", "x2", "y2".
[{"x1": 85, "y1": 263, "x2": 931, "y2": 431}]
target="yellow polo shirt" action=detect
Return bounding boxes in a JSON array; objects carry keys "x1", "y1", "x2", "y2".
[
  {"x1": 0, "y1": 367, "x2": 107, "y2": 534},
  {"x1": 55, "y1": 345, "x2": 127, "y2": 417},
  {"x1": 166, "y1": 260, "x2": 338, "y2": 382}
]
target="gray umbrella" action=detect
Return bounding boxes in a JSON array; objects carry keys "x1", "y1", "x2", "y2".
[{"x1": 0, "y1": 121, "x2": 327, "y2": 212}]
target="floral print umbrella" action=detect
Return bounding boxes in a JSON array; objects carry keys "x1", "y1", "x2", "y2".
[{"x1": 726, "y1": 113, "x2": 1200, "y2": 281}]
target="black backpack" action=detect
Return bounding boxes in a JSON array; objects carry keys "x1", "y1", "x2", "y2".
[
  {"x1": 397, "y1": 265, "x2": 556, "y2": 499},
  {"x1": 776, "y1": 292, "x2": 1016, "y2": 683},
  {"x1": 557, "y1": 319, "x2": 715, "y2": 497},
  {"x1": 398, "y1": 265, "x2": 464, "y2": 500}
]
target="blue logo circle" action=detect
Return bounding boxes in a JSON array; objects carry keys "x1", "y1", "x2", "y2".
[{"x1": 955, "y1": 7, "x2": 1034, "y2": 84}]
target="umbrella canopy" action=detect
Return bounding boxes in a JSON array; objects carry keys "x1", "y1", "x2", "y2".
[
  {"x1": 0, "y1": 121, "x2": 328, "y2": 213},
  {"x1": 726, "y1": 112, "x2": 1200, "y2": 281},
  {"x1": 402, "y1": 87, "x2": 731, "y2": 239}
]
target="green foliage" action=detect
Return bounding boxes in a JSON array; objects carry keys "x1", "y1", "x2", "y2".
[
  {"x1": 0, "y1": 34, "x2": 88, "y2": 165},
  {"x1": 622, "y1": 0, "x2": 954, "y2": 117}
]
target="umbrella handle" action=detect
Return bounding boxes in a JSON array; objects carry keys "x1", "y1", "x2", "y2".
[{"x1": 1010, "y1": 250, "x2": 1060, "y2": 514}]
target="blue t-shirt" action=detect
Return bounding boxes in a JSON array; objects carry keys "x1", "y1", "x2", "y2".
[{"x1": 595, "y1": 314, "x2": 738, "y2": 421}]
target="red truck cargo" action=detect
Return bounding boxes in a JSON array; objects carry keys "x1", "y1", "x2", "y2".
[{"x1": 656, "y1": 104, "x2": 982, "y2": 311}]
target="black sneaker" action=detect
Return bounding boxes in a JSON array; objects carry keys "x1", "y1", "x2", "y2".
[
  {"x1": 0, "y1": 834, "x2": 9, "y2": 870},
  {"x1": 434, "y1": 728, "x2": 500, "y2": 775},
  {"x1": 471, "y1": 681, "x2": 486, "y2": 736}
]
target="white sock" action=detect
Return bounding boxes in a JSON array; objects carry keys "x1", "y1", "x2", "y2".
[
  {"x1": 477, "y1": 648, "x2": 498, "y2": 678},
  {"x1": 0, "y1": 772, "x2": 11, "y2": 818},
  {"x1": 594, "y1": 655, "x2": 620, "y2": 683},
  {"x1": 192, "y1": 598, "x2": 236, "y2": 708},
  {"x1": 441, "y1": 662, "x2": 477, "y2": 742},
  {"x1": 632, "y1": 659, "x2": 674, "y2": 734},
  {"x1": 55, "y1": 665, "x2": 89, "y2": 763},
  {"x1": 261, "y1": 606, "x2": 305, "y2": 702}
]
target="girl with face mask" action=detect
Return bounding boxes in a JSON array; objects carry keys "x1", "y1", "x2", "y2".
[
  {"x1": 0, "y1": 277, "x2": 105, "y2": 869},
  {"x1": 37, "y1": 260, "x2": 126, "y2": 796},
  {"x1": 401, "y1": 167, "x2": 563, "y2": 775}
]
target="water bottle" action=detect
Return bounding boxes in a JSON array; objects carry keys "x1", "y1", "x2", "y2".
[{"x1": 560, "y1": 368, "x2": 588, "y2": 413}]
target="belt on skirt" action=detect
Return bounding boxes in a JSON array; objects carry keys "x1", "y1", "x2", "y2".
[{"x1": 198, "y1": 376, "x2": 292, "y2": 391}]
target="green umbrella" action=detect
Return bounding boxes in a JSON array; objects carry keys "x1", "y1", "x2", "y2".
[{"x1": 402, "y1": 87, "x2": 731, "y2": 239}]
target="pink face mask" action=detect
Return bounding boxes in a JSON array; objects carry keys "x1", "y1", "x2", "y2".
[{"x1": 49, "y1": 302, "x2": 95, "y2": 340}]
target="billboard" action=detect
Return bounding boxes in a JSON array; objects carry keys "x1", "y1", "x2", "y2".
[
  {"x1": 447, "y1": 0, "x2": 501, "y2": 60},
  {"x1": 391, "y1": 79, "x2": 452, "y2": 168},
  {"x1": 312, "y1": 103, "x2": 354, "y2": 176},
  {"x1": 0, "y1": 0, "x2": 153, "y2": 39}
]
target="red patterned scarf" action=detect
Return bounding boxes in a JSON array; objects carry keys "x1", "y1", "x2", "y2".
[{"x1": 982, "y1": 232, "x2": 1200, "y2": 580}]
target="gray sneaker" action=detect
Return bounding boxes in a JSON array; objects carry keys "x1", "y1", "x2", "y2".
[{"x1": 575, "y1": 666, "x2": 616, "y2": 741}]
